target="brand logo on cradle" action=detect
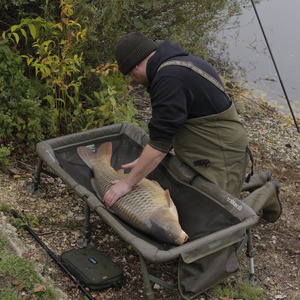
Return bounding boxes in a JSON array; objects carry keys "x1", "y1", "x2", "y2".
[{"x1": 226, "y1": 196, "x2": 243, "y2": 211}]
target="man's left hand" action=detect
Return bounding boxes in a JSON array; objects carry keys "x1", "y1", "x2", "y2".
[{"x1": 103, "y1": 179, "x2": 132, "y2": 208}]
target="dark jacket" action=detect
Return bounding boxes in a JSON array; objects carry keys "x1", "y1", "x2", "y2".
[{"x1": 146, "y1": 41, "x2": 230, "y2": 150}]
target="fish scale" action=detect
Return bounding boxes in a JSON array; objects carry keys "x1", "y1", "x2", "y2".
[
  {"x1": 77, "y1": 142, "x2": 188, "y2": 245},
  {"x1": 92, "y1": 163, "x2": 161, "y2": 229}
]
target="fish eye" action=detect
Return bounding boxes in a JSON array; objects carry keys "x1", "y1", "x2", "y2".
[{"x1": 165, "y1": 225, "x2": 171, "y2": 231}]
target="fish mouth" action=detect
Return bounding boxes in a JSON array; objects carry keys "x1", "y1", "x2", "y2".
[{"x1": 175, "y1": 231, "x2": 189, "y2": 245}]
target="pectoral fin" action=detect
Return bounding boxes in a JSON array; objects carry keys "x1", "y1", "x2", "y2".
[{"x1": 91, "y1": 178, "x2": 103, "y2": 201}]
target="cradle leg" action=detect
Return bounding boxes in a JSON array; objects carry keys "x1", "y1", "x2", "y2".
[
  {"x1": 243, "y1": 229, "x2": 260, "y2": 286},
  {"x1": 138, "y1": 253, "x2": 155, "y2": 300},
  {"x1": 77, "y1": 197, "x2": 95, "y2": 248},
  {"x1": 26, "y1": 159, "x2": 43, "y2": 194}
]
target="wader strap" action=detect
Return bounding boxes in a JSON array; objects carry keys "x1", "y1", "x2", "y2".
[
  {"x1": 157, "y1": 60, "x2": 230, "y2": 99},
  {"x1": 245, "y1": 145, "x2": 254, "y2": 183}
]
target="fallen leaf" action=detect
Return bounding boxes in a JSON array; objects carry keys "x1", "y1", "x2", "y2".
[
  {"x1": 8, "y1": 167, "x2": 20, "y2": 175},
  {"x1": 62, "y1": 274, "x2": 71, "y2": 282},
  {"x1": 15, "y1": 285, "x2": 26, "y2": 291},
  {"x1": 22, "y1": 252, "x2": 34, "y2": 258},
  {"x1": 12, "y1": 280, "x2": 21, "y2": 286},
  {"x1": 33, "y1": 283, "x2": 46, "y2": 293},
  {"x1": 269, "y1": 279, "x2": 277, "y2": 285}
]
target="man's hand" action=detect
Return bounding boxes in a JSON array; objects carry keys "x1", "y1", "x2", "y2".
[
  {"x1": 103, "y1": 179, "x2": 132, "y2": 208},
  {"x1": 103, "y1": 158, "x2": 138, "y2": 208},
  {"x1": 103, "y1": 144, "x2": 166, "y2": 208},
  {"x1": 121, "y1": 158, "x2": 139, "y2": 170}
]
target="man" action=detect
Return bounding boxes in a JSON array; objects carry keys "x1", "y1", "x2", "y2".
[{"x1": 103, "y1": 31, "x2": 250, "y2": 209}]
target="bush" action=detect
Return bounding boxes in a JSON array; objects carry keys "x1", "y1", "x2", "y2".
[
  {"x1": 76, "y1": 63, "x2": 138, "y2": 131},
  {"x1": 0, "y1": 0, "x2": 244, "y2": 165},
  {"x1": 0, "y1": 144, "x2": 12, "y2": 171},
  {"x1": 2, "y1": 1, "x2": 137, "y2": 138},
  {"x1": 0, "y1": 39, "x2": 55, "y2": 154}
]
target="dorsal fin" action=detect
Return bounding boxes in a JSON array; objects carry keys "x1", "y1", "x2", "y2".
[
  {"x1": 117, "y1": 168, "x2": 124, "y2": 175},
  {"x1": 165, "y1": 190, "x2": 179, "y2": 218},
  {"x1": 165, "y1": 189, "x2": 171, "y2": 206},
  {"x1": 151, "y1": 180, "x2": 160, "y2": 186}
]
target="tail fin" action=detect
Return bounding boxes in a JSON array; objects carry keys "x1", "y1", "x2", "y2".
[
  {"x1": 77, "y1": 142, "x2": 112, "y2": 169},
  {"x1": 96, "y1": 142, "x2": 112, "y2": 164}
]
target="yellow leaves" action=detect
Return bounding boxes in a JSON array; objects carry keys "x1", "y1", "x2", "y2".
[
  {"x1": 20, "y1": 28, "x2": 27, "y2": 43},
  {"x1": 91, "y1": 62, "x2": 120, "y2": 78},
  {"x1": 11, "y1": 32, "x2": 19, "y2": 44},
  {"x1": 60, "y1": 0, "x2": 73, "y2": 17},
  {"x1": 76, "y1": 28, "x2": 87, "y2": 41},
  {"x1": 28, "y1": 23, "x2": 37, "y2": 39},
  {"x1": 61, "y1": 17, "x2": 69, "y2": 25},
  {"x1": 4, "y1": 17, "x2": 41, "y2": 45},
  {"x1": 68, "y1": 19, "x2": 81, "y2": 29},
  {"x1": 10, "y1": 25, "x2": 19, "y2": 32},
  {"x1": 42, "y1": 58, "x2": 50, "y2": 65},
  {"x1": 51, "y1": 78, "x2": 68, "y2": 91}
]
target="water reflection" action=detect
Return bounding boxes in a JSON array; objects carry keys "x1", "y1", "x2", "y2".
[{"x1": 209, "y1": 0, "x2": 300, "y2": 118}]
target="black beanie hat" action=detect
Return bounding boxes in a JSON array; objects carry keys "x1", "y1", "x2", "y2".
[{"x1": 114, "y1": 32, "x2": 157, "y2": 75}]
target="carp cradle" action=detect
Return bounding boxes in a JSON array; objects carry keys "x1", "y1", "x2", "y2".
[{"x1": 30, "y1": 122, "x2": 259, "y2": 300}]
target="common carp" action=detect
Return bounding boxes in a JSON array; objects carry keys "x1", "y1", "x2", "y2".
[{"x1": 77, "y1": 142, "x2": 188, "y2": 245}]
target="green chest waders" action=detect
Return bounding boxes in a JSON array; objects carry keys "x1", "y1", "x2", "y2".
[
  {"x1": 173, "y1": 103, "x2": 249, "y2": 197},
  {"x1": 159, "y1": 60, "x2": 249, "y2": 198},
  {"x1": 158, "y1": 61, "x2": 251, "y2": 299}
]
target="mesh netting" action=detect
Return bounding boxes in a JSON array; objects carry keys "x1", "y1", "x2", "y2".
[{"x1": 53, "y1": 133, "x2": 239, "y2": 245}]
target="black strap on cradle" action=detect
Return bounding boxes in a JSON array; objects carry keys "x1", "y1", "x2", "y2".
[{"x1": 245, "y1": 145, "x2": 254, "y2": 183}]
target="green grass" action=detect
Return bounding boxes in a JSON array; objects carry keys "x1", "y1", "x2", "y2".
[
  {"x1": 210, "y1": 279, "x2": 264, "y2": 300},
  {"x1": 0, "y1": 203, "x2": 11, "y2": 214},
  {"x1": 0, "y1": 235, "x2": 57, "y2": 299}
]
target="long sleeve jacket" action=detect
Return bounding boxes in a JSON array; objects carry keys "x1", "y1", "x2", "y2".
[{"x1": 146, "y1": 41, "x2": 231, "y2": 148}]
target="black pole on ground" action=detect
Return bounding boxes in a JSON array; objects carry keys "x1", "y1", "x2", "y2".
[{"x1": 11, "y1": 209, "x2": 95, "y2": 300}]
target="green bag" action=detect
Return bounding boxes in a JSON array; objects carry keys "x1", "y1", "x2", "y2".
[{"x1": 61, "y1": 248, "x2": 123, "y2": 290}]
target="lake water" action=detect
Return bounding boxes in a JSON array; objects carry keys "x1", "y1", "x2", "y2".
[{"x1": 210, "y1": 0, "x2": 300, "y2": 119}]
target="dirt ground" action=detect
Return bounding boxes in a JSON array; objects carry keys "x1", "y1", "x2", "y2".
[{"x1": 0, "y1": 87, "x2": 299, "y2": 300}]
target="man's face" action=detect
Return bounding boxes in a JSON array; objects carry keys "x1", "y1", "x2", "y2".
[{"x1": 129, "y1": 65, "x2": 149, "y2": 87}]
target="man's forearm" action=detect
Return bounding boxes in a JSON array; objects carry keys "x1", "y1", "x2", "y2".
[{"x1": 124, "y1": 144, "x2": 167, "y2": 188}]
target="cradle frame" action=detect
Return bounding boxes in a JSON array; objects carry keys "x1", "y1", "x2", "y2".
[{"x1": 28, "y1": 123, "x2": 259, "y2": 299}]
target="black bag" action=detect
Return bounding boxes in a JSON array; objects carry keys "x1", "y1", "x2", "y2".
[{"x1": 61, "y1": 248, "x2": 123, "y2": 290}]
